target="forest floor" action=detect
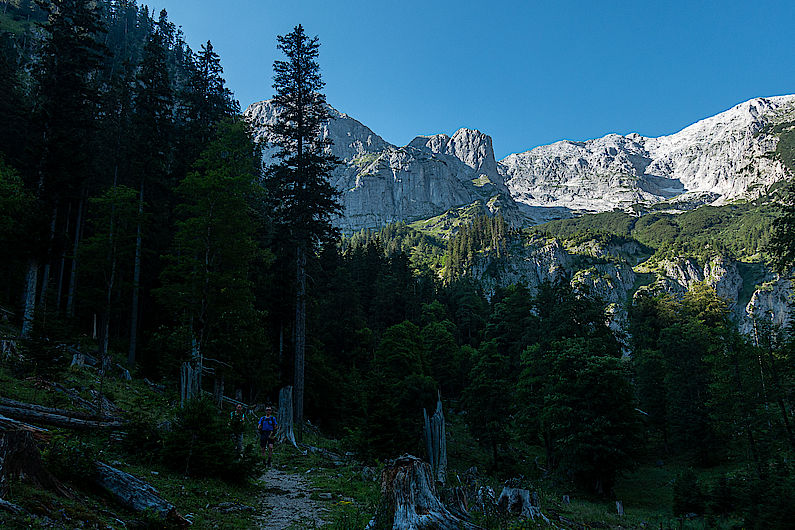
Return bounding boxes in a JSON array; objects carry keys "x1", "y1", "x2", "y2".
[{"x1": 254, "y1": 465, "x2": 329, "y2": 529}]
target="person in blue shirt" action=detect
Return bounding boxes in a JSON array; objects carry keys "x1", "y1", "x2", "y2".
[{"x1": 257, "y1": 406, "x2": 278, "y2": 466}]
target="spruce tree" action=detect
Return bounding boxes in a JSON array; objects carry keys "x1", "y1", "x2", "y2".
[
  {"x1": 266, "y1": 25, "x2": 341, "y2": 434},
  {"x1": 128, "y1": 22, "x2": 173, "y2": 367}
]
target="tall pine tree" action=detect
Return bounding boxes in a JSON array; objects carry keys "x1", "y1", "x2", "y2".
[{"x1": 266, "y1": 25, "x2": 341, "y2": 434}]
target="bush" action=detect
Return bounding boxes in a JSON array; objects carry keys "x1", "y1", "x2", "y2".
[
  {"x1": 120, "y1": 418, "x2": 163, "y2": 464},
  {"x1": 672, "y1": 468, "x2": 705, "y2": 516},
  {"x1": 160, "y1": 397, "x2": 255, "y2": 482},
  {"x1": 738, "y1": 461, "x2": 795, "y2": 529},
  {"x1": 43, "y1": 437, "x2": 98, "y2": 481}
]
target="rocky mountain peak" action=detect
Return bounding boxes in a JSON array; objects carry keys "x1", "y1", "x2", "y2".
[{"x1": 409, "y1": 128, "x2": 498, "y2": 176}]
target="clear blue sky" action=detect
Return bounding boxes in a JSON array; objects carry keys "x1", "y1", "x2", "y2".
[{"x1": 147, "y1": 0, "x2": 795, "y2": 160}]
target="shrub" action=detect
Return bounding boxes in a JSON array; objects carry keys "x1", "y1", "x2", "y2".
[
  {"x1": 43, "y1": 437, "x2": 98, "y2": 481},
  {"x1": 160, "y1": 397, "x2": 255, "y2": 482},
  {"x1": 672, "y1": 468, "x2": 705, "y2": 516}
]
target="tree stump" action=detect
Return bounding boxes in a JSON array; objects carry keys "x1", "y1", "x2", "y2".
[
  {"x1": 0, "y1": 429, "x2": 69, "y2": 498},
  {"x1": 372, "y1": 454, "x2": 481, "y2": 529},
  {"x1": 276, "y1": 386, "x2": 299, "y2": 449},
  {"x1": 423, "y1": 394, "x2": 447, "y2": 485},
  {"x1": 496, "y1": 487, "x2": 551, "y2": 525}
]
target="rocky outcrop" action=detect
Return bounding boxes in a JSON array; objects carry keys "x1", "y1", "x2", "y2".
[{"x1": 654, "y1": 256, "x2": 744, "y2": 309}]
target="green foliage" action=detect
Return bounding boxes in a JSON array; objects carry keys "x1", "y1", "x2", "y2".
[
  {"x1": 536, "y1": 202, "x2": 778, "y2": 262},
  {"x1": 443, "y1": 213, "x2": 509, "y2": 282},
  {"x1": 161, "y1": 397, "x2": 255, "y2": 481},
  {"x1": 156, "y1": 118, "x2": 272, "y2": 384},
  {"x1": 43, "y1": 436, "x2": 98, "y2": 482},
  {"x1": 465, "y1": 339, "x2": 511, "y2": 472},
  {"x1": 672, "y1": 468, "x2": 705, "y2": 516},
  {"x1": 360, "y1": 321, "x2": 437, "y2": 458}
]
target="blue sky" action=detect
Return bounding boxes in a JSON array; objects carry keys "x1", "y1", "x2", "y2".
[{"x1": 148, "y1": 0, "x2": 795, "y2": 159}]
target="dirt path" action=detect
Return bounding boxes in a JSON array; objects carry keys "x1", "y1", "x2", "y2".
[{"x1": 254, "y1": 467, "x2": 329, "y2": 529}]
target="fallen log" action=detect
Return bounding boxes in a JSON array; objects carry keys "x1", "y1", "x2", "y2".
[
  {"x1": 371, "y1": 454, "x2": 481, "y2": 530},
  {"x1": 50, "y1": 383, "x2": 120, "y2": 418},
  {"x1": 0, "y1": 397, "x2": 116, "y2": 421},
  {"x1": 92, "y1": 462, "x2": 188, "y2": 525},
  {"x1": 0, "y1": 497, "x2": 24, "y2": 515},
  {"x1": 0, "y1": 414, "x2": 50, "y2": 442},
  {"x1": 0, "y1": 404, "x2": 125, "y2": 430}
]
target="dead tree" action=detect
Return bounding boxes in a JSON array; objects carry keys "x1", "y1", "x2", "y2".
[
  {"x1": 92, "y1": 462, "x2": 188, "y2": 525},
  {"x1": 371, "y1": 454, "x2": 482, "y2": 530},
  {"x1": 423, "y1": 394, "x2": 447, "y2": 485},
  {"x1": 276, "y1": 386, "x2": 299, "y2": 450},
  {"x1": 179, "y1": 362, "x2": 200, "y2": 406}
]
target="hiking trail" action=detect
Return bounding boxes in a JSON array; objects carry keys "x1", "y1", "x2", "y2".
[{"x1": 254, "y1": 467, "x2": 329, "y2": 529}]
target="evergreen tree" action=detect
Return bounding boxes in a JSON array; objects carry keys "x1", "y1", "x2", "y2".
[
  {"x1": 128, "y1": 20, "x2": 173, "y2": 367},
  {"x1": 156, "y1": 118, "x2": 268, "y2": 384},
  {"x1": 22, "y1": 0, "x2": 107, "y2": 336},
  {"x1": 266, "y1": 24, "x2": 341, "y2": 434}
]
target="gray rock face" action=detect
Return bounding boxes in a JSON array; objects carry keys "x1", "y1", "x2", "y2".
[
  {"x1": 501, "y1": 95, "x2": 795, "y2": 214},
  {"x1": 244, "y1": 101, "x2": 518, "y2": 233}
]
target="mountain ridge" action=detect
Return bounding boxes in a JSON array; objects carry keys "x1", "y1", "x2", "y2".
[{"x1": 244, "y1": 94, "x2": 795, "y2": 231}]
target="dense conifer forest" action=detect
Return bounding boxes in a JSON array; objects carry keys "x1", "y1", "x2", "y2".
[{"x1": 1, "y1": 1, "x2": 794, "y2": 528}]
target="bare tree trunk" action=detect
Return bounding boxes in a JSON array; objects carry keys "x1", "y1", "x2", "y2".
[
  {"x1": 55, "y1": 202, "x2": 72, "y2": 311},
  {"x1": 128, "y1": 181, "x2": 143, "y2": 369},
  {"x1": 38, "y1": 205, "x2": 58, "y2": 307},
  {"x1": 423, "y1": 394, "x2": 447, "y2": 485},
  {"x1": 276, "y1": 386, "x2": 299, "y2": 450},
  {"x1": 21, "y1": 259, "x2": 38, "y2": 338},
  {"x1": 294, "y1": 245, "x2": 306, "y2": 440},
  {"x1": 66, "y1": 196, "x2": 84, "y2": 317}
]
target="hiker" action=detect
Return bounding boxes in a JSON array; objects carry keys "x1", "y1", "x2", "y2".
[
  {"x1": 257, "y1": 405, "x2": 278, "y2": 466},
  {"x1": 229, "y1": 403, "x2": 247, "y2": 455}
]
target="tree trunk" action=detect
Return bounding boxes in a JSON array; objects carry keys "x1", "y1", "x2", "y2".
[
  {"x1": 276, "y1": 386, "x2": 299, "y2": 449},
  {"x1": 55, "y1": 202, "x2": 72, "y2": 311},
  {"x1": 66, "y1": 196, "x2": 84, "y2": 317},
  {"x1": 294, "y1": 245, "x2": 307, "y2": 439},
  {"x1": 21, "y1": 259, "x2": 38, "y2": 338},
  {"x1": 423, "y1": 394, "x2": 447, "y2": 485},
  {"x1": 128, "y1": 180, "x2": 144, "y2": 369},
  {"x1": 371, "y1": 454, "x2": 481, "y2": 530},
  {"x1": 38, "y1": 205, "x2": 58, "y2": 307},
  {"x1": 92, "y1": 461, "x2": 188, "y2": 525}
]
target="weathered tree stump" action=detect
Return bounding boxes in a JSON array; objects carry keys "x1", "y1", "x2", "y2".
[
  {"x1": 496, "y1": 487, "x2": 552, "y2": 525},
  {"x1": 276, "y1": 386, "x2": 299, "y2": 450},
  {"x1": 92, "y1": 462, "x2": 188, "y2": 525},
  {"x1": 423, "y1": 394, "x2": 447, "y2": 485},
  {"x1": 372, "y1": 454, "x2": 482, "y2": 529},
  {"x1": 0, "y1": 429, "x2": 69, "y2": 498}
]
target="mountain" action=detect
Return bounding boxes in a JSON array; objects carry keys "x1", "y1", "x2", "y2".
[
  {"x1": 243, "y1": 102, "x2": 520, "y2": 233},
  {"x1": 501, "y1": 95, "x2": 795, "y2": 215},
  {"x1": 245, "y1": 95, "x2": 795, "y2": 232}
]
